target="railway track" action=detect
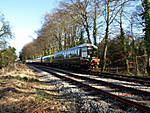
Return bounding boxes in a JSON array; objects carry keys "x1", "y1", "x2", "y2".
[
  {"x1": 98, "y1": 72, "x2": 150, "y2": 86},
  {"x1": 29, "y1": 64, "x2": 150, "y2": 113},
  {"x1": 53, "y1": 64, "x2": 150, "y2": 86},
  {"x1": 100, "y1": 72, "x2": 150, "y2": 81},
  {"x1": 51, "y1": 65, "x2": 150, "y2": 92},
  {"x1": 68, "y1": 68, "x2": 150, "y2": 87}
]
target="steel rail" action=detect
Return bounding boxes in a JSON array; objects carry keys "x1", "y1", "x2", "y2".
[
  {"x1": 40, "y1": 65, "x2": 150, "y2": 97},
  {"x1": 95, "y1": 72, "x2": 150, "y2": 86},
  {"x1": 32, "y1": 65, "x2": 150, "y2": 113},
  {"x1": 100, "y1": 72, "x2": 150, "y2": 81}
]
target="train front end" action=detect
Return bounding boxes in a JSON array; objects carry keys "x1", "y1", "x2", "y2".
[
  {"x1": 88, "y1": 45, "x2": 100, "y2": 69},
  {"x1": 80, "y1": 44, "x2": 100, "y2": 69}
]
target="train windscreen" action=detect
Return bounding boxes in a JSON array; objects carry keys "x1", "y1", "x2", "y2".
[{"x1": 88, "y1": 47, "x2": 98, "y2": 58}]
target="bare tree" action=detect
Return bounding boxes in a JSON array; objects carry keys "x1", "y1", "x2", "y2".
[
  {"x1": 64, "y1": 0, "x2": 92, "y2": 43},
  {"x1": 101, "y1": 0, "x2": 130, "y2": 71},
  {"x1": 0, "y1": 13, "x2": 13, "y2": 49}
]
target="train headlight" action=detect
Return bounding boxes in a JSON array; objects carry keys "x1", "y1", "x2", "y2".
[{"x1": 94, "y1": 59, "x2": 100, "y2": 63}]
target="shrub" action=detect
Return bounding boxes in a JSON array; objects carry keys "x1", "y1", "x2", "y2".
[{"x1": 0, "y1": 47, "x2": 17, "y2": 68}]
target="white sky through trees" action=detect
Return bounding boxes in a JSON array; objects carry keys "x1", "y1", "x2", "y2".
[{"x1": 0, "y1": 0, "x2": 61, "y2": 55}]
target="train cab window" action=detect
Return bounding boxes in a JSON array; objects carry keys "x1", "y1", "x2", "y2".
[
  {"x1": 81, "y1": 47, "x2": 88, "y2": 58},
  {"x1": 88, "y1": 47, "x2": 98, "y2": 58}
]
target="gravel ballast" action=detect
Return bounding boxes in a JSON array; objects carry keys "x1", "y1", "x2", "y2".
[{"x1": 0, "y1": 63, "x2": 142, "y2": 112}]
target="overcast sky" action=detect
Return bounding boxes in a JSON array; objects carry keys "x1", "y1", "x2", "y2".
[{"x1": 0, "y1": 0, "x2": 61, "y2": 55}]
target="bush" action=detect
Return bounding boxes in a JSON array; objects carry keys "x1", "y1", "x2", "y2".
[{"x1": 0, "y1": 46, "x2": 17, "y2": 68}]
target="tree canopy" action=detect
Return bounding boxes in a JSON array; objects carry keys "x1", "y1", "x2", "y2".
[
  {"x1": 20, "y1": 0, "x2": 150, "y2": 75},
  {"x1": 0, "y1": 12, "x2": 16, "y2": 68}
]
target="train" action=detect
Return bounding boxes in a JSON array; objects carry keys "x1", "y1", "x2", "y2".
[{"x1": 26, "y1": 43, "x2": 100, "y2": 69}]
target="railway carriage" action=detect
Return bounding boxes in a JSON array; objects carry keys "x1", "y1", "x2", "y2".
[
  {"x1": 42, "y1": 55, "x2": 51, "y2": 64},
  {"x1": 32, "y1": 57, "x2": 41, "y2": 63},
  {"x1": 27, "y1": 44, "x2": 100, "y2": 69},
  {"x1": 52, "y1": 44, "x2": 100, "y2": 68}
]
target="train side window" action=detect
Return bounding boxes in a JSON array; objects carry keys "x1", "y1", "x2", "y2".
[
  {"x1": 68, "y1": 50, "x2": 70, "y2": 58},
  {"x1": 70, "y1": 50, "x2": 72, "y2": 58},
  {"x1": 75, "y1": 49, "x2": 78, "y2": 57},
  {"x1": 72, "y1": 49, "x2": 74, "y2": 57},
  {"x1": 66, "y1": 51, "x2": 67, "y2": 58},
  {"x1": 60, "y1": 52, "x2": 63, "y2": 59},
  {"x1": 62, "y1": 52, "x2": 64, "y2": 59},
  {"x1": 64, "y1": 51, "x2": 66, "y2": 58},
  {"x1": 66, "y1": 50, "x2": 69, "y2": 58},
  {"x1": 78, "y1": 49, "x2": 80, "y2": 56},
  {"x1": 74, "y1": 49, "x2": 77, "y2": 57},
  {"x1": 71, "y1": 50, "x2": 73, "y2": 57},
  {"x1": 72, "y1": 49, "x2": 76, "y2": 57}
]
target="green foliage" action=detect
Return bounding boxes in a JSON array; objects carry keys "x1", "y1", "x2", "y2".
[
  {"x1": 0, "y1": 12, "x2": 15, "y2": 68},
  {"x1": 98, "y1": 37, "x2": 126, "y2": 68},
  {"x1": 35, "y1": 88, "x2": 50, "y2": 101},
  {"x1": 23, "y1": 76, "x2": 40, "y2": 82},
  {"x1": 0, "y1": 47, "x2": 17, "y2": 68},
  {"x1": 23, "y1": 76, "x2": 28, "y2": 81},
  {"x1": 98, "y1": 35, "x2": 146, "y2": 73},
  {"x1": 142, "y1": 0, "x2": 150, "y2": 53},
  {"x1": 141, "y1": 0, "x2": 150, "y2": 74}
]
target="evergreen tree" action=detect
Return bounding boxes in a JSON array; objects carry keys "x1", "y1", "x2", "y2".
[{"x1": 142, "y1": 0, "x2": 150, "y2": 75}]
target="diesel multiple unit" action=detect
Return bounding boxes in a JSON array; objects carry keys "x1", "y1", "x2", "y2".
[{"x1": 27, "y1": 44, "x2": 100, "y2": 69}]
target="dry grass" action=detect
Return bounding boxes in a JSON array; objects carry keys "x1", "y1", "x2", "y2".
[{"x1": 0, "y1": 63, "x2": 70, "y2": 113}]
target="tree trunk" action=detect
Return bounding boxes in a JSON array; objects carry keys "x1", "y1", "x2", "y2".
[
  {"x1": 93, "y1": 0, "x2": 97, "y2": 46},
  {"x1": 142, "y1": 0, "x2": 150, "y2": 75},
  {"x1": 59, "y1": 32, "x2": 62, "y2": 51},
  {"x1": 102, "y1": 0, "x2": 109, "y2": 71},
  {"x1": 131, "y1": 22, "x2": 139, "y2": 74},
  {"x1": 85, "y1": 24, "x2": 91, "y2": 44},
  {"x1": 102, "y1": 26, "x2": 109, "y2": 71},
  {"x1": 64, "y1": 33, "x2": 67, "y2": 50},
  {"x1": 84, "y1": 11, "x2": 91, "y2": 44},
  {"x1": 120, "y1": 10, "x2": 129, "y2": 73},
  {"x1": 79, "y1": 29, "x2": 85, "y2": 44},
  {"x1": 147, "y1": 55, "x2": 150, "y2": 75},
  {"x1": 125, "y1": 57, "x2": 129, "y2": 73}
]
